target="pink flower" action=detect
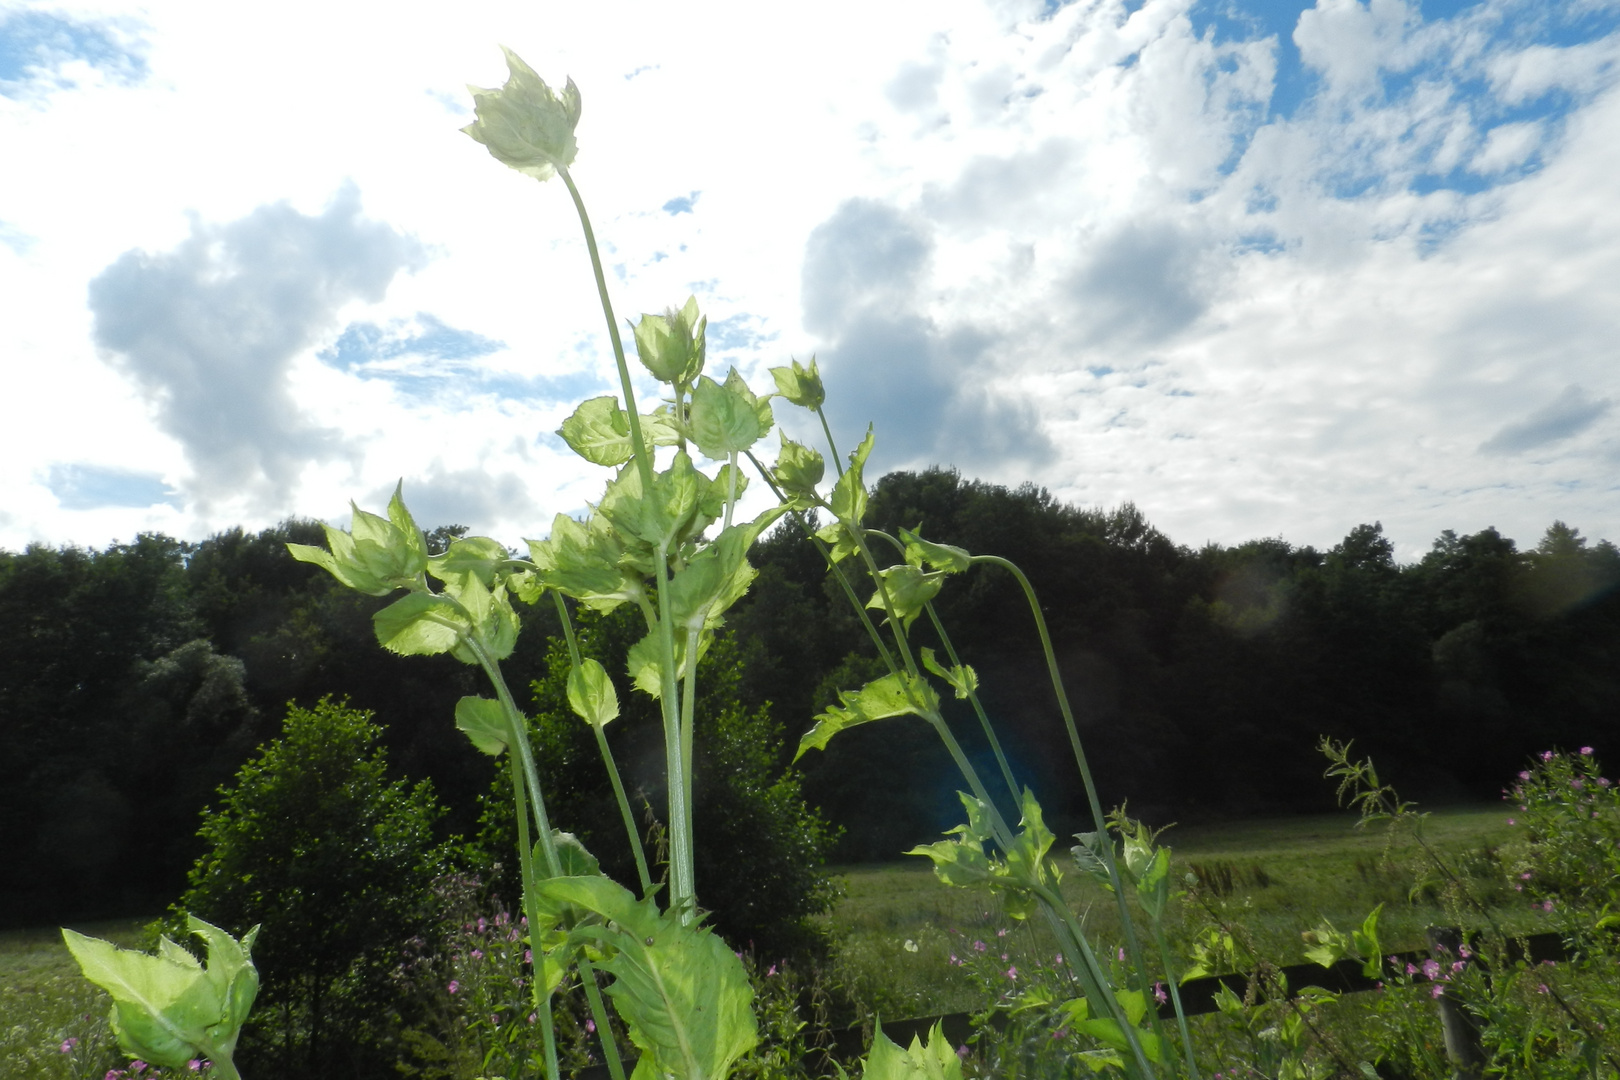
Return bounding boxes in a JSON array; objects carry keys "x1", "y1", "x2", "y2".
[
  {"x1": 1431, "y1": 984, "x2": 1445, "y2": 998},
  {"x1": 1582, "y1": 747, "x2": 1594, "y2": 755},
  {"x1": 1153, "y1": 981, "x2": 1168, "y2": 1005},
  {"x1": 60, "y1": 1037, "x2": 79, "y2": 1053},
  {"x1": 1543, "y1": 899, "x2": 1556, "y2": 912},
  {"x1": 524, "y1": 949, "x2": 532, "y2": 964},
  {"x1": 448, "y1": 980, "x2": 461, "y2": 994},
  {"x1": 1600, "y1": 778, "x2": 1611, "y2": 788},
  {"x1": 188, "y1": 1062, "x2": 204, "y2": 1073},
  {"x1": 1507, "y1": 818, "x2": 1516, "y2": 825},
  {"x1": 131, "y1": 1063, "x2": 146, "y2": 1074},
  {"x1": 1542, "y1": 751, "x2": 1555, "y2": 762},
  {"x1": 471, "y1": 949, "x2": 484, "y2": 960},
  {"x1": 1422, "y1": 959, "x2": 1441, "y2": 981},
  {"x1": 477, "y1": 917, "x2": 487, "y2": 932},
  {"x1": 1520, "y1": 771, "x2": 1532, "y2": 780},
  {"x1": 996, "y1": 928, "x2": 1007, "y2": 938},
  {"x1": 949, "y1": 954, "x2": 959, "y2": 965},
  {"x1": 1573, "y1": 779, "x2": 1585, "y2": 790},
  {"x1": 586, "y1": 1018, "x2": 596, "y2": 1034},
  {"x1": 766, "y1": 964, "x2": 778, "y2": 977},
  {"x1": 528, "y1": 1013, "x2": 537, "y2": 1025},
  {"x1": 974, "y1": 940, "x2": 986, "y2": 952},
  {"x1": 1005, "y1": 966, "x2": 1018, "y2": 980},
  {"x1": 957, "y1": 1046, "x2": 970, "y2": 1060}
]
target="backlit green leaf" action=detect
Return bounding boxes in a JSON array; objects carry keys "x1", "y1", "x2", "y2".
[
  {"x1": 772, "y1": 432, "x2": 825, "y2": 505},
  {"x1": 920, "y1": 648, "x2": 978, "y2": 700},
  {"x1": 689, "y1": 373, "x2": 766, "y2": 459},
  {"x1": 462, "y1": 46, "x2": 580, "y2": 183},
  {"x1": 455, "y1": 696, "x2": 510, "y2": 756},
  {"x1": 866, "y1": 564, "x2": 944, "y2": 631},
  {"x1": 860, "y1": 1020, "x2": 963, "y2": 1080},
  {"x1": 566, "y1": 658, "x2": 620, "y2": 728},
  {"x1": 901, "y1": 528, "x2": 972, "y2": 575},
  {"x1": 559, "y1": 396, "x2": 636, "y2": 466},
  {"x1": 768, "y1": 356, "x2": 825, "y2": 410},
  {"x1": 796, "y1": 671, "x2": 938, "y2": 760},
  {"x1": 373, "y1": 592, "x2": 468, "y2": 657}
]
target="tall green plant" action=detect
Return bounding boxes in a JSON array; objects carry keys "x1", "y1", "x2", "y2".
[{"x1": 279, "y1": 44, "x2": 1196, "y2": 1080}]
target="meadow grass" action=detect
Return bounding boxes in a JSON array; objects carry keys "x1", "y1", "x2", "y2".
[
  {"x1": 819, "y1": 804, "x2": 1549, "y2": 1023},
  {"x1": 0, "y1": 918, "x2": 149, "y2": 1080}
]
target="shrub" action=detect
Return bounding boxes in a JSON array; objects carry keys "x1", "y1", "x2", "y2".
[{"x1": 165, "y1": 697, "x2": 454, "y2": 1079}]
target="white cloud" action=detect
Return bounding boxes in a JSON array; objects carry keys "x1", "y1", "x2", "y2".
[{"x1": 2, "y1": 0, "x2": 1618, "y2": 559}]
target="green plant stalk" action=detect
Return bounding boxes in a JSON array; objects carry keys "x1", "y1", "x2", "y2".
[
  {"x1": 969, "y1": 554, "x2": 1161, "y2": 996},
  {"x1": 1031, "y1": 882, "x2": 1160, "y2": 1080},
  {"x1": 817, "y1": 407, "x2": 843, "y2": 479},
  {"x1": 469, "y1": 637, "x2": 562, "y2": 1080},
  {"x1": 560, "y1": 164, "x2": 694, "y2": 918},
  {"x1": 680, "y1": 621, "x2": 703, "y2": 863},
  {"x1": 205, "y1": 1055, "x2": 241, "y2": 1080},
  {"x1": 742, "y1": 450, "x2": 897, "y2": 673},
  {"x1": 865, "y1": 528, "x2": 1022, "y2": 806},
  {"x1": 552, "y1": 593, "x2": 653, "y2": 896},
  {"x1": 578, "y1": 958, "x2": 627, "y2": 1080},
  {"x1": 1150, "y1": 922, "x2": 1200, "y2": 1080},
  {"x1": 653, "y1": 538, "x2": 695, "y2": 918},
  {"x1": 841, "y1": 522, "x2": 1161, "y2": 1076}
]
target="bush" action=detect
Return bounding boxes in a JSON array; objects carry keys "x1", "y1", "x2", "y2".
[
  {"x1": 165, "y1": 697, "x2": 454, "y2": 1079},
  {"x1": 478, "y1": 608, "x2": 840, "y2": 960}
]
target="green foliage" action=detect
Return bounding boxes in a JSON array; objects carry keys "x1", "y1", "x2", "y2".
[
  {"x1": 490, "y1": 613, "x2": 841, "y2": 960},
  {"x1": 168, "y1": 697, "x2": 453, "y2": 1078},
  {"x1": 64, "y1": 915, "x2": 259, "y2": 1077}
]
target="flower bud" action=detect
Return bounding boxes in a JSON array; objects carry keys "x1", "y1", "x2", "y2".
[
  {"x1": 462, "y1": 46, "x2": 581, "y2": 182},
  {"x1": 632, "y1": 295, "x2": 706, "y2": 385}
]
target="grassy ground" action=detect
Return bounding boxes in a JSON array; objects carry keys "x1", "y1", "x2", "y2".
[
  {"x1": 819, "y1": 804, "x2": 1552, "y2": 1023},
  {"x1": 0, "y1": 918, "x2": 149, "y2": 1080}
]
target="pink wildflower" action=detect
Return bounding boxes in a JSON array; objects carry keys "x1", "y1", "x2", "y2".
[
  {"x1": 974, "y1": 940, "x2": 986, "y2": 952},
  {"x1": 1005, "y1": 966, "x2": 1018, "y2": 980},
  {"x1": 1431, "y1": 984, "x2": 1445, "y2": 998},
  {"x1": 448, "y1": 980, "x2": 461, "y2": 995},
  {"x1": 1582, "y1": 747, "x2": 1594, "y2": 755},
  {"x1": 1422, "y1": 959, "x2": 1441, "y2": 981},
  {"x1": 60, "y1": 1038, "x2": 79, "y2": 1053},
  {"x1": 766, "y1": 964, "x2": 778, "y2": 977},
  {"x1": 1543, "y1": 751, "x2": 1555, "y2": 762},
  {"x1": 586, "y1": 1018, "x2": 596, "y2": 1033},
  {"x1": 471, "y1": 949, "x2": 483, "y2": 960},
  {"x1": 1153, "y1": 981, "x2": 1168, "y2": 1005}
]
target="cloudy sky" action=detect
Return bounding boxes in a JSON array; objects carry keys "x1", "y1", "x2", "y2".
[{"x1": 3, "y1": 0, "x2": 1617, "y2": 560}]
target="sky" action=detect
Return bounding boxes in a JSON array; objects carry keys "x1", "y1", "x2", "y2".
[{"x1": 2, "y1": 0, "x2": 1618, "y2": 562}]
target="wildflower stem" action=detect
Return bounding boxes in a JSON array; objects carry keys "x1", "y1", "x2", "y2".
[
  {"x1": 578, "y1": 959, "x2": 626, "y2": 1080},
  {"x1": 552, "y1": 592, "x2": 652, "y2": 896}
]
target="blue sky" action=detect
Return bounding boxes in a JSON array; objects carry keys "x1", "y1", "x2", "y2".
[{"x1": 2, "y1": 0, "x2": 1617, "y2": 558}]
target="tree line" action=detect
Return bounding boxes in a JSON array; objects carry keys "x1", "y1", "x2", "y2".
[{"x1": 4, "y1": 467, "x2": 1616, "y2": 927}]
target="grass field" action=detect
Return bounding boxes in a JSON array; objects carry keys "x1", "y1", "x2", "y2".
[
  {"x1": 0, "y1": 806, "x2": 1544, "y2": 1073},
  {"x1": 819, "y1": 804, "x2": 1550, "y2": 1022},
  {"x1": 0, "y1": 918, "x2": 149, "y2": 1080}
]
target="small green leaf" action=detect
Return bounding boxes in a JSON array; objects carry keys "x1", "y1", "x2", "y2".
[
  {"x1": 768, "y1": 356, "x2": 825, "y2": 410},
  {"x1": 920, "y1": 648, "x2": 978, "y2": 700},
  {"x1": 373, "y1": 592, "x2": 468, "y2": 657},
  {"x1": 866, "y1": 564, "x2": 944, "y2": 631},
  {"x1": 626, "y1": 626, "x2": 710, "y2": 699},
  {"x1": 900, "y1": 528, "x2": 972, "y2": 574},
  {"x1": 796, "y1": 671, "x2": 939, "y2": 760},
  {"x1": 599, "y1": 453, "x2": 702, "y2": 549},
  {"x1": 566, "y1": 658, "x2": 621, "y2": 728},
  {"x1": 772, "y1": 432, "x2": 825, "y2": 504},
  {"x1": 462, "y1": 46, "x2": 580, "y2": 182},
  {"x1": 689, "y1": 372, "x2": 767, "y2": 459},
  {"x1": 429, "y1": 535, "x2": 510, "y2": 587},
  {"x1": 559, "y1": 396, "x2": 636, "y2": 466},
  {"x1": 529, "y1": 513, "x2": 644, "y2": 613},
  {"x1": 455, "y1": 696, "x2": 510, "y2": 756}
]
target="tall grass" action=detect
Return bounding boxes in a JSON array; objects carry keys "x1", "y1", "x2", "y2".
[{"x1": 821, "y1": 806, "x2": 1535, "y2": 1024}]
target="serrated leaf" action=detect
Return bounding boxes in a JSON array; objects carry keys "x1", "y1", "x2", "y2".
[
  {"x1": 599, "y1": 453, "x2": 702, "y2": 549},
  {"x1": 828, "y1": 427, "x2": 875, "y2": 527},
  {"x1": 768, "y1": 356, "x2": 824, "y2": 410},
  {"x1": 689, "y1": 373, "x2": 766, "y2": 459},
  {"x1": 900, "y1": 528, "x2": 972, "y2": 574},
  {"x1": 429, "y1": 535, "x2": 510, "y2": 587},
  {"x1": 530, "y1": 513, "x2": 644, "y2": 613},
  {"x1": 625, "y1": 627, "x2": 711, "y2": 700},
  {"x1": 866, "y1": 564, "x2": 943, "y2": 631},
  {"x1": 796, "y1": 671, "x2": 938, "y2": 760},
  {"x1": 920, "y1": 648, "x2": 978, "y2": 700},
  {"x1": 860, "y1": 1019, "x2": 964, "y2": 1080},
  {"x1": 373, "y1": 592, "x2": 469, "y2": 657},
  {"x1": 559, "y1": 396, "x2": 636, "y2": 466},
  {"x1": 567, "y1": 658, "x2": 620, "y2": 728},
  {"x1": 455, "y1": 696, "x2": 510, "y2": 756},
  {"x1": 542, "y1": 876, "x2": 758, "y2": 1080},
  {"x1": 772, "y1": 432, "x2": 825, "y2": 506}
]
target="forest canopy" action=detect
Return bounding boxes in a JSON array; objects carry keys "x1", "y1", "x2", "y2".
[{"x1": 4, "y1": 467, "x2": 1616, "y2": 923}]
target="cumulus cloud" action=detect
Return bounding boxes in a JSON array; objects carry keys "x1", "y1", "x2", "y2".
[
  {"x1": 89, "y1": 186, "x2": 423, "y2": 511},
  {"x1": 1481, "y1": 385, "x2": 1613, "y2": 455},
  {"x1": 372, "y1": 466, "x2": 538, "y2": 536},
  {"x1": 801, "y1": 198, "x2": 1052, "y2": 468}
]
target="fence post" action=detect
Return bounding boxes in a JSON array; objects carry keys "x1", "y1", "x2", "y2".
[{"x1": 1426, "y1": 926, "x2": 1485, "y2": 1080}]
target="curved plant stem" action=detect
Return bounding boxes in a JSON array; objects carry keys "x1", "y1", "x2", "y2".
[
  {"x1": 970, "y1": 553, "x2": 1160, "y2": 998},
  {"x1": 559, "y1": 163, "x2": 693, "y2": 919},
  {"x1": 814, "y1": 404, "x2": 843, "y2": 477},
  {"x1": 552, "y1": 593, "x2": 652, "y2": 896}
]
